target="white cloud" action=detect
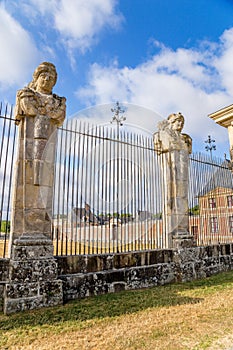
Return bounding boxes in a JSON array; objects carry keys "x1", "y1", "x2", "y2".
[
  {"x1": 19, "y1": 0, "x2": 123, "y2": 55},
  {"x1": 0, "y1": 4, "x2": 39, "y2": 90},
  {"x1": 214, "y1": 28, "x2": 233, "y2": 97},
  {"x1": 54, "y1": 0, "x2": 123, "y2": 52},
  {"x1": 77, "y1": 29, "x2": 233, "y2": 154}
]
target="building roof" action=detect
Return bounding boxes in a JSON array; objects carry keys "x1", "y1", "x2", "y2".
[{"x1": 197, "y1": 160, "x2": 233, "y2": 196}]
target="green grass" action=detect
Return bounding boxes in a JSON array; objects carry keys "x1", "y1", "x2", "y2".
[{"x1": 0, "y1": 271, "x2": 233, "y2": 349}]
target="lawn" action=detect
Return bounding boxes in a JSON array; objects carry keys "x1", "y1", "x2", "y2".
[{"x1": 0, "y1": 270, "x2": 233, "y2": 349}]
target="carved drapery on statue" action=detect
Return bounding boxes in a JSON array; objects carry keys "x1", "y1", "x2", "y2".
[
  {"x1": 153, "y1": 113, "x2": 194, "y2": 248},
  {"x1": 10, "y1": 62, "x2": 66, "y2": 243}
]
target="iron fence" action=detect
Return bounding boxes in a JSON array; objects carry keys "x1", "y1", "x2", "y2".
[
  {"x1": 52, "y1": 119, "x2": 164, "y2": 255},
  {"x1": 189, "y1": 153, "x2": 233, "y2": 246},
  {"x1": 0, "y1": 104, "x2": 17, "y2": 258},
  {"x1": 0, "y1": 105, "x2": 233, "y2": 258}
]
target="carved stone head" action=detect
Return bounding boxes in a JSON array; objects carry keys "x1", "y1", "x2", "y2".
[
  {"x1": 167, "y1": 112, "x2": 184, "y2": 132},
  {"x1": 28, "y1": 62, "x2": 57, "y2": 94}
]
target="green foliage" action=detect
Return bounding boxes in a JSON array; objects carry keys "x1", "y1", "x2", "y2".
[
  {"x1": 189, "y1": 205, "x2": 200, "y2": 215},
  {"x1": 0, "y1": 221, "x2": 10, "y2": 233}
]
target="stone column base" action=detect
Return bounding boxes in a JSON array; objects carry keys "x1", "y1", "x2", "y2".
[
  {"x1": 170, "y1": 233, "x2": 196, "y2": 249},
  {"x1": 4, "y1": 235, "x2": 63, "y2": 315}
]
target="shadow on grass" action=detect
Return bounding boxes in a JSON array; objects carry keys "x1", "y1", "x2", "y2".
[{"x1": 0, "y1": 270, "x2": 232, "y2": 331}]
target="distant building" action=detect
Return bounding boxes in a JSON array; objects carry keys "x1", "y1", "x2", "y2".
[
  {"x1": 189, "y1": 159, "x2": 233, "y2": 243},
  {"x1": 72, "y1": 203, "x2": 99, "y2": 226},
  {"x1": 137, "y1": 210, "x2": 153, "y2": 221}
]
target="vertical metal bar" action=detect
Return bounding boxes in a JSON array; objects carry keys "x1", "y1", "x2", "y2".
[
  {"x1": 92, "y1": 124, "x2": 97, "y2": 253},
  {"x1": 71, "y1": 118, "x2": 78, "y2": 255},
  {"x1": 0, "y1": 104, "x2": 7, "y2": 168},
  {"x1": 122, "y1": 131, "x2": 125, "y2": 251},
  {"x1": 66, "y1": 122, "x2": 73, "y2": 255},
  {"x1": 4, "y1": 107, "x2": 16, "y2": 257},
  {"x1": 87, "y1": 124, "x2": 92, "y2": 254},
  {"x1": 118, "y1": 132, "x2": 125, "y2": 252},
  {"x1": 62, "y1": 125, "x2": 68, "y2": 255},
  {"x1": 134, "y1": 133, "x2": 138, "y2": 251},
  {"x1": 150, "y1": 138, "x2": 156, "y2": 249},
  {"x1": 79, "y1": 121, "x2": 85, "y2": 254},
  {"x1": 109, "y1": 127, "x2": 113, "y2": 253},
  {"x1": 75, "y1": 120, "x2": 82, "y2": 255},
  {"x1": 0, "y1": 105, "x2": 12, "y2": 256},
  {"x1": 83, "y1": 122, "x2": 89, "y2": 254},
  {"x1": 126, "y1": 131, "x2": 130, "y2": 252},
  {"x1": 54, "y1": 127, "x2": 62, "y2": 255},
  {"x1": 138, "y1": 135, "x2": 142, "y2": 251},
  {"x1": 99, "y1": 127, "x2": 104, "y2": 254},
  {"x1": 93, "y1": 125, "x2": 98, "y2": 254}
]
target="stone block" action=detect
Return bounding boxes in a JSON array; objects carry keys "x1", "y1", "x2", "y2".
[
  {"x1": 34, "y1": 139, "x2": 48, "y2": 159},
  {"x1": 12, "y1": 185, "x2": 24, "y2": 208},
  {"x1": 11, "y1": 242, "x2": 54, "y2": 260},
  {"x1": 113, "y1": 253, "x2": 138, "y2": 269},
  {"x1": 11, "y1": 208, "x2": 24, "y2": 237},
  {"x1": 9, "y1": 258, "x2": 58, "y2": 282},
  {"x1": 5, "y1": 281, "x2": 39, "y2": 299},
  {"x1": 34, "y1": 115, "x2": 50, "y2": 139},
  {"x1": 25, "y1": 138, "x2": 34, "y2": 160},
  {"x1": 13, "y1": 160, "x2": 23, "y2": 185},
  {"x1": 24, "y1": 184, "x2": 46, "y2": 209},
  {"x1": 24, "y1": 117, "x2": 35, "y2": 138},
  {"x1": 4, "y1": 279, "x2": 63, "y2": 314},
  {"x1": 148, "y1": 250, "x2": 164, "y2": 265},
  {"x1": 24, "y1": 208, "x2": 51, "y2": 234},
  {"x1": 24, "y1": 160, "x2": 34, "y2": 184},
  {"x1": 4, "y1": 295, "x2": 43, "y2": 314}
]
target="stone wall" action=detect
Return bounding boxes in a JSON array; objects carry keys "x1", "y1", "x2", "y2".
[
  {"x1": 1, "y1": 244, "x2": 233, "y2": 310},
  {"x1": 56, "y1": 243, "x2": 233, "y2": 302}
]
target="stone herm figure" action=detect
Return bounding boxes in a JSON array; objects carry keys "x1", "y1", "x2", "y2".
[
  {"x1": 11, "y1": 62, "x2": 66, "y2": 242},
  {"x1": 153, "y1": 113, "x2": 194, "y2": 248},
  {"x1": 5, "y1": 62, "x2": 65, "y2": 314}
]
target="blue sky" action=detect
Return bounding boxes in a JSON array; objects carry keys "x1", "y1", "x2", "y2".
[{"x1": 1, "y1": 0, "x2": 233, "y2": 156}]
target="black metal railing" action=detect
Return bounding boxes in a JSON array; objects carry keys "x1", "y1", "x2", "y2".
[
  {"x1": 52, "y1": 120, "x2": 164, "y2": 255},
  {"x1": 0, "y1": 104, "x2": 17, "y2": 258}
]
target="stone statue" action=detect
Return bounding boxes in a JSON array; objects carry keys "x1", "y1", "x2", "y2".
[
  {"x1": 153, "y1": 113, "x2": 194, "y2": 248},
  {"x1": 11, "y1": 62, "x2": 66, "y2": 242},
  {"x1": 5, "y1": 62, "x2": 65, "y2": 313}
]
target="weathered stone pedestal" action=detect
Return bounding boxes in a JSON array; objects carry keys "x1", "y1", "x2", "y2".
[
  {"x1": 4, "y1": 234, "x2": 63, "y2": 314},
  {"x1": 171, "y1": 233, "x2": 196, "y2": 249}
]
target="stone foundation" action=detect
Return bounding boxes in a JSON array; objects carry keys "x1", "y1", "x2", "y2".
[
  {"x1": 3, "y1": 235, "x2": 63, "y2": 314},
  {"x1": 1, "y1": 243, "x2": 233, "y2": 312},
  {"x1": 56, "y1": 244, "x2": 233, "y2": 302}
]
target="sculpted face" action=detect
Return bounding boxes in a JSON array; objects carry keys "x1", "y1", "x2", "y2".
[
  {"x1": 171, "y1": 117, "x2": 184, "y2": 132},
  {"x1": 36, "y1": 71, "x2": 56, "y2": 94}
]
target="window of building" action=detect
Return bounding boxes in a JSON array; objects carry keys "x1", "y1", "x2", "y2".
[
  {"x1": 229, "y1": 216, "x2": 233, "y2": 233},
  {"x1": 210, "y1": 217, "x2": 218, "y2": 233},
  {"x1": 227, "y1": 195, "x2": 233, "y2": 208},
  {"x1": 208, "y1": 197, "x2": 216, "y2": 209}
]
